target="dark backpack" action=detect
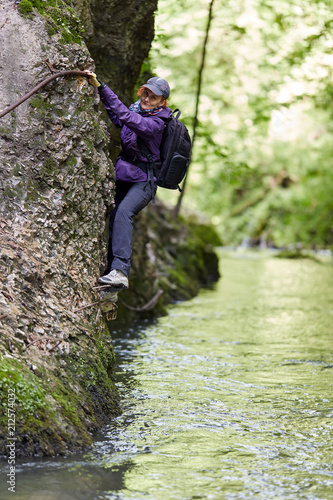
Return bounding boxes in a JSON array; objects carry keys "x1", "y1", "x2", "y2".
[{"x1": 137, "y1": 109, "x2": 192, "y2": 191}]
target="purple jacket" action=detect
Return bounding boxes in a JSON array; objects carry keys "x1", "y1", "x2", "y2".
[{"x1": 99, "y1": 85, "x2": 173, "y2": 183}]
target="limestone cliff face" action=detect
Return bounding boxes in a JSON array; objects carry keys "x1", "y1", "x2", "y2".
[
  {"x1": 0, "y1": 4, "x2": 114, "y2": 290},
  {"x1": 0, "y1": 0, "x2": 157, "y2": 457}
]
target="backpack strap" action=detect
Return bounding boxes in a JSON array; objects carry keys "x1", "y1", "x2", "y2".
[
  {"x1": 173, "y1": 108, "x2": 181, "y2": 120},
  {"x1": 136, "y1": 137, "x2": 157, "y2": 204},
  {"x1": 120, "y1": 151, "x2": 150, "y2": 173}
]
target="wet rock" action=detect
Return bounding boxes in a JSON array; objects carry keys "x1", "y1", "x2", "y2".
[{"x1": 0, "y1": 0, "x2": 118, "y2": 457}]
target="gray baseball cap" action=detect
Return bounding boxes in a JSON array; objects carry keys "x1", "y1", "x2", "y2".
[{"x1": 143, "y1": 77, "x2": 170, "y2": 99}]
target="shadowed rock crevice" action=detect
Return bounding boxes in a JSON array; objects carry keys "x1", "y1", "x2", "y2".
[{"x1": 76, "y1": 0, "x2": 158, "y2": 103}]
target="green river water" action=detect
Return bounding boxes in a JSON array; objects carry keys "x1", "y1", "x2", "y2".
[{"x1": 1, "y1": 250, "x2": 333, "y2": 499}]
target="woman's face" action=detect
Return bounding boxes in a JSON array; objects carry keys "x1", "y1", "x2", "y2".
[{"x1": 140, "y1": 88, "x2": 165, "y2": 110}]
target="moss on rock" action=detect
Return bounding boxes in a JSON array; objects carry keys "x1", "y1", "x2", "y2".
[
  {"x1": 18, "y1": 0, "x2": 85, "y2": 44},
  {"x1": 0, "y1": 321, "x2": 120, "y2": 457},
  {"x1": 18, "y1": 0, "x2": 33, "y2": 17}
]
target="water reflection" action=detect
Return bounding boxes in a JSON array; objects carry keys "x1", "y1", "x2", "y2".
[
  {"x1": 0, "y1": 457, "x2": 134, "y2": 500},
  {"x1": 1, "y1": 251, "x2": 332, "y2": 499}
]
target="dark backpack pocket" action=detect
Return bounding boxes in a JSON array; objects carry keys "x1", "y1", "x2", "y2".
[{"x1": 158, "y1": 154, "x2": 189, "y2": 189}]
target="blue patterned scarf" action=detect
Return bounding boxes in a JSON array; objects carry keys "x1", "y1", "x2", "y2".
[{"x1": 129, "y1": 99, "x2": 163, "y2": 116}]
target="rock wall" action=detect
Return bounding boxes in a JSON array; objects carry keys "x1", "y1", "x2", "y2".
[{"x1": 0, "y1": 0, "x2": 150, "y2": 457}]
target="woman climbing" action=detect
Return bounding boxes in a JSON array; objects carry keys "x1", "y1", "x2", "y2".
[{"x1": 85, "y1": 71, "x2": 172, "y2": 289}]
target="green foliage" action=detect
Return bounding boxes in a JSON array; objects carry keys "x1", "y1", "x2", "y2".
[
  {"x1": 151, "y1": 0, "x2": 333, "y2": 248},
  {"x1": 18, "y1": 0, "x2": 33, "y2": 16}
]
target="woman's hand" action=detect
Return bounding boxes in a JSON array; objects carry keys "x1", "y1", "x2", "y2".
[{"x1": 84, "y1": 70, "x2": 101, "y2": 88}]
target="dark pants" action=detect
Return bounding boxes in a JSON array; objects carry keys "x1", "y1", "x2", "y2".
[{"x1": 106, "y1": 181, "x2": 156, "y2": 277}]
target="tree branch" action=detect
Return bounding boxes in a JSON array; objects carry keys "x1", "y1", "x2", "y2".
[{"x1": 174, "y1": 0, "x2": 215, "y2": 216}]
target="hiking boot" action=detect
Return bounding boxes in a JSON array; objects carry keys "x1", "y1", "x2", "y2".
[{"x1": 98, "y1": 269, "x2": 129, "y2": 289}]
